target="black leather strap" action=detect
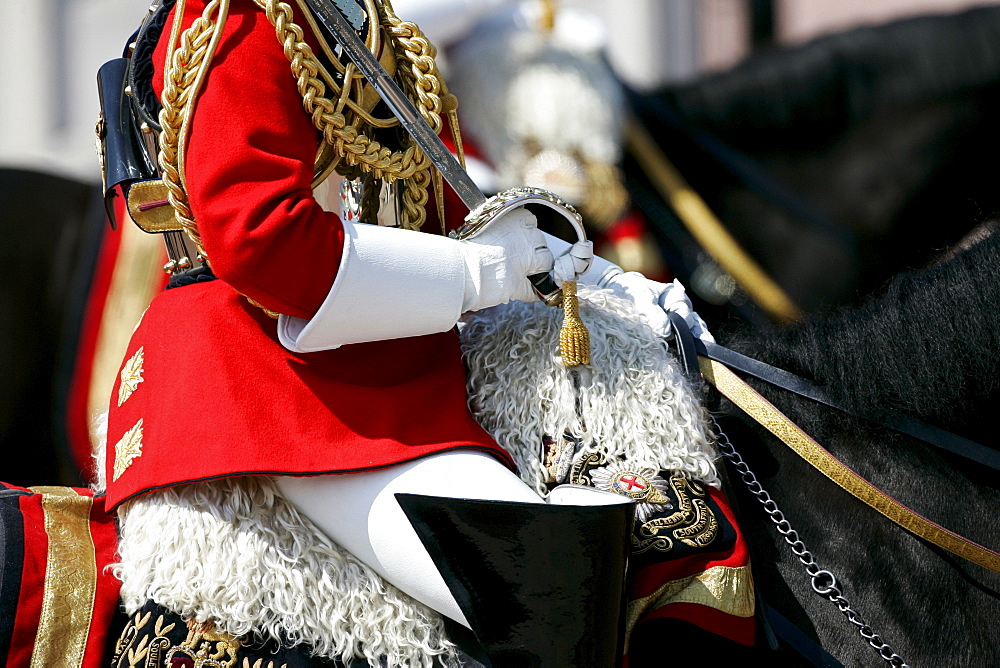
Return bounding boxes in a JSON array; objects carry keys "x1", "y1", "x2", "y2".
[
  {"x1": 693, "y1": 338, "x2": 1000, "y2": 473},
  {"x1": 762, "y1": 604, "x2": 845, "y2": 668}
]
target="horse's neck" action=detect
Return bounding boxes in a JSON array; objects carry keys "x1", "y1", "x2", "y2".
[{"x1": 727, "y1": 230, "x2": 1000, "y2": 445}]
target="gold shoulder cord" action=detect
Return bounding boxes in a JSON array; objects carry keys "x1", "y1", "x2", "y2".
[
  {"x1": 253, "y1": 0, "x2": 461, "y2": 230},
  {"x1": 158, "y1": 0, "x2": 230, "y2": 262},
  {"x1": 158, "y1": 0, "x2": 465, "y2": 316}
]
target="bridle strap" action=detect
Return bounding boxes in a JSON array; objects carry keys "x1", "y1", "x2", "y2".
[
  {"x1": 699, "y1": 356, "x2": 1000, "y2": 574},
  {"x1": 698, "y1": 340, "x2": 1000, "y2": 474}
]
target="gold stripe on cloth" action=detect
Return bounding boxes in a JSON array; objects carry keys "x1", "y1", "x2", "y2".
[
  {"x1": 27, "y1": 487, "x2": 98, "y2": 668},
  {"x1": 625, "y1": 563, "x2": 755, "y2": 643},
  {"x1": 699, "y1": 356, "x2": 1000, "y2": 574}
]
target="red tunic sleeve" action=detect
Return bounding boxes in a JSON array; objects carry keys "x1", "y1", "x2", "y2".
[{"x1": 153, "y1": 0, "x2": 342, "y2": 319}]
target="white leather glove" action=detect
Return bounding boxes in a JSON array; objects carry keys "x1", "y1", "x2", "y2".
[
  {"x1": 603, "y1": 273, "x2": 714, "y2": 343},
  {"x1": 459, "y1": 207, "x2": 553, "y2": 312},
  {"x1": 544, "y1": 233, "x2": 714, "y2": 343}
]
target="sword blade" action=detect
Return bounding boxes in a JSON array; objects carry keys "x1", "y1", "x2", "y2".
[{"x1": 303, "y1": 0, "x2": 488, "y2": 211}]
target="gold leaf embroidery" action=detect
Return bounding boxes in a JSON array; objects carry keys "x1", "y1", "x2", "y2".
[
  {"x1": 114, "y1": 419, "x2": 144, "y2": 481},
  {"x1": 118, "y1": 347, "x2": 145, "y2": 407}
]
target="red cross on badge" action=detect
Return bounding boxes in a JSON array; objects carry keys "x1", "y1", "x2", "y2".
[
  {"x1": 612, "y1": 471, "x2": 651, "y2": 499},
  {"x1": 619, "y1": 474, "x2": 647, "y2": 491}
]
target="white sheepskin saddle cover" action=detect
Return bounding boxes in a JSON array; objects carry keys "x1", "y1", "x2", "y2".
[{"x1": 114, "y1": 287, "x2": 717, "y2": 666}]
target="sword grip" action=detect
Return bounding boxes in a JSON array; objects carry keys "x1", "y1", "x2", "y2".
[{"x1": 529, "y1": 272, "x2": 564, "y2": 307}]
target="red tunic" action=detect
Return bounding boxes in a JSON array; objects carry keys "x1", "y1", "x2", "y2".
[{"x1": 104, "y1": 0, "x2": 510, "y2": 509}]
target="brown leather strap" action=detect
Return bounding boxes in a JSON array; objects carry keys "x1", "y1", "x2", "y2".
[{"x1": 700, "y1": 356, "x2": 1000, "y2": 574}]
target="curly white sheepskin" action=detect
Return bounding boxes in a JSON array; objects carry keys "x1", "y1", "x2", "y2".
[
  {"x1": 460, "y1": 286, "x2": 719, "y2": 496},
  {"x1": 91, "y1": 410, "x2": 108, "y2": 493},
  {"x1": 109, "y1": 285, "x2": 717, "y2": 666},
  {"x1": 115, "y1": 476, "x2": 457, "y2": 667}
]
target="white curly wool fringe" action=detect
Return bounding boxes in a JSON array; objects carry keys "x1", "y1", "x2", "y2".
[
  {"x1": 460, "y1": 287, "x2": 719, "y2": 497},
  {"x1": 109, "y1": 286, "x2": 717, "y2": 667},
  {"x1": 115, "y1": 476, "x2": 457, "y2": 667}
]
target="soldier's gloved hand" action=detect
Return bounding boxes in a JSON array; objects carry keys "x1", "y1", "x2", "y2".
[
  {"x1": 604, "y1": 273, "x2": 715, "y2": 343},
  {"x1": 544, "y1": 233, "x2": 714, "y2": 343},
  {"x1": 458, "y1": 208, "x2": 554, "y2": 312}
]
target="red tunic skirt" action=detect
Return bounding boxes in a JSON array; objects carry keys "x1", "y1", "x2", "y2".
[{"x1": 104, "y1": 280, "x2": 512, "y2": 509}]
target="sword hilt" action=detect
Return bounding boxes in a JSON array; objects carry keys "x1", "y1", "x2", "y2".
[{"x1": 451, "y1": 187, "x2": 587, "y2": 306}]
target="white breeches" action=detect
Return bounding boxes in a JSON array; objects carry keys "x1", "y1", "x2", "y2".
[
  {"x1": 274, "y1": 450, "x2": 543, "y2": 628},
  {"x1": 276, "y1": 450, "x2": 628, "y2": 628}
]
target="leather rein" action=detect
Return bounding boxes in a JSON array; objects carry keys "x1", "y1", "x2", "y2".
[{"x1": 666, "y1": 313, "x2": 1000, "y2": 575}]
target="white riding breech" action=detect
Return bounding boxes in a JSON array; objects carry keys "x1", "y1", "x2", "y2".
[{"x1": 274, "y1": 450, "x2": 544, "y2": 627}]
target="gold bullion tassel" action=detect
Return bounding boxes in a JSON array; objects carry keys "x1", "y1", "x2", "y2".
[{"x1": 559, "y1": 280, "x2": 590, "y2": 366}]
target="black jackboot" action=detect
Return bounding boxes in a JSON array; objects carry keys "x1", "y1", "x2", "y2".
[{"x1": 396, "y1": 488, "x2": 633, "y2": 668}]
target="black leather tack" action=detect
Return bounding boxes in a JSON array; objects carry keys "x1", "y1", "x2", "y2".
[{"x1": 697, "y1": 339, "x2": 1000, "y2": 472}]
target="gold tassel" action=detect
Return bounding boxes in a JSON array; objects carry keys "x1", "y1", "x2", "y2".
[{"x1": 559, "y1": 280, "x2": 590, "y2": 366}]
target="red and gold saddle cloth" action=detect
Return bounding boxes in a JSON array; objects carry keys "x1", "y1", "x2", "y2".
[
  {"x1": 0, "y1": 483, "x2": 122, "y2": 667},
  {"x1": 564, "y1": 455, "x2": 755, "y2": 663}
]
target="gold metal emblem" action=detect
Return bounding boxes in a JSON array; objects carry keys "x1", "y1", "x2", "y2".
[
  {"x1": 165, "y1": 619, "x2": 241, "y2": 668},
  {"x1": 588, "y1": 464, "x2": 673, "y2": 516},
  {"x1": 113, "y1": 418, "x2": 144, "y2": 481},
  {"x1": 118, "y1": 346, "x2": 145, "y2": 407}
]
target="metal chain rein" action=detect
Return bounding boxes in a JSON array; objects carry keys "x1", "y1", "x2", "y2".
[{"x1": 709, "y1": 416, "x2": 909, "y2": 668}]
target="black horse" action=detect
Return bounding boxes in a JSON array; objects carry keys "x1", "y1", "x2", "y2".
[
  {"x1": 680, "y1": 224, "x2": 1000, "y2": 666},
  {"x1": 627, "y1": 6, "x2": 1000, "y2": 326},
  {"x1": 0, "y1": 168, "x2": 107, "y2": 487}
]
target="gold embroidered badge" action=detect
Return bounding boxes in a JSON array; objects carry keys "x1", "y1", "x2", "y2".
[
  {"x1": 634, "y1": 475, "x2": 720, "y2": 554},
  {"x1": 118, "y1": 347, "x2": 144, "y2": 407},
  {"x1": 166, "y1": 618, "x2": 241, "y2": 668},
  {"x1": 114, "y1": 419, "x2": 144, "y2": 481},
  {"x1": 569, "y1": 453, "x2": 720, "y2": 555},
  {"x1": 111, "y1": 608, "x2": 287, "y2": 668}
]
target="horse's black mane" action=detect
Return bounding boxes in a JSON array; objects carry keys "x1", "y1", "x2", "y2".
[
  {"x1": 723, "y1": 226, "x2": 1000, "y2": 444},
  {"x1": 660, "y1": 6, "x2": 1000, "y2": 143}
]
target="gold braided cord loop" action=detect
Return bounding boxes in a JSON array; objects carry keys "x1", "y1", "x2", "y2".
[
  {"x1": 158, "y1": 0, "x2": 231, "y2": 259},
  {"x1": 384, "y1": 11, "x2": 442, "y2": 134},
  {"x1": 155, "y1": 0, "x2": 463, "y2": 316},
  {"x1": 253, "y1": 0, "x2": 452, "y2": 231},
  {"x1": 380, "y1": 0, "x2": 450, "y2": 228},
  {"x1": 244, "y1": 294, "x2": 280, "y2": 319},
  {"x1": 157, "y1": 0, "x2": 457, "y2": 259}
]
